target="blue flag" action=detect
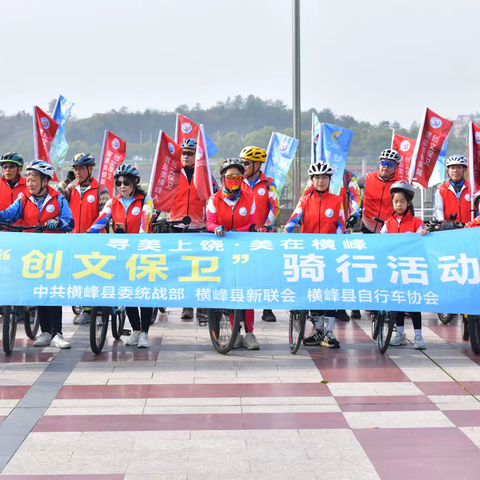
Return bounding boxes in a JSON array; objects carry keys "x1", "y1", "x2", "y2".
[
  {"x1": 49, "y1": 94, "x2": 74, "y2": 165},
  {"x1": 205, "y1": 131, "x2": 218, "y2": 157},
  {"x1": 311, "y1": 113, "x2": 320, "y2": 163},
  {"x1": 429, "y1": 136, "x2": 449, "y2": 187},
  {"x1": 264, "y1": 132, "x2": 299, "y2": 198},
  {"x1": 318, "y1": 123, "x2": 353, "y2": 196}
]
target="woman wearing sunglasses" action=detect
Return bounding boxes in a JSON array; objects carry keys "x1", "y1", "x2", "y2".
[
  {"x1": 88, "y1": 164, "x2": 154, "y2": 348},
  {"x1": 357, "y1": 149, "x2": 401, "y2": 234},
  {"x1": 206, "y1": 158, "x2": 259, "y2": 350}
]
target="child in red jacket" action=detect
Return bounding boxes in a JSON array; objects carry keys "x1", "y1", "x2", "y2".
[{"x1": 465, "y1": 191, "x2": 480, "y2": 228}]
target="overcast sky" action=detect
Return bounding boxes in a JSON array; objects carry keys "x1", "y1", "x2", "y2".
[{"x1": 0, "y1": 0, "x2": 478, "y2": 127}]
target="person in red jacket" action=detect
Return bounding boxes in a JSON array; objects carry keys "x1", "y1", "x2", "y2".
[
  {"x1": 380, "y1": 181, "x2": 426, "y2": 350},
  {"x1": 169, "y1": 138, "x2": 218, "y2": 321},
  {"x1": 434, "y1": 155, "x2": 472, "y2": 223},
  {"x1": 57, "y1": 153, "x2": 110, "y2": 325},
  {"x1": 358, "y1": 149, "x2": 401, "y2": 233},
  {"x1": 0, "y1": 152, "x2": 28, "y2": 215},
  {"x1": 284, "y1": 161, "x2": 345, "y2": 349},
  {"x1": 206, "y1": 158, "x2": 259, "y2": 350},
  {"x1": 465, "y1": 191, "x2": 480, "y2": 228},
  {"x1": 240, "y1": 145, "x2": 280, "y2": 323}
]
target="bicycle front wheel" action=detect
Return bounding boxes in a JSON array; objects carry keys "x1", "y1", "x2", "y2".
[
  {"x1": 289, "y1": 310, "x2": 307, "y2": 355},
  {"x1": 2, "y1": 306, "x2": 17, "y2": 355},
  {"x1": 90, "y1": 307, "x2": 110, "y2": 354},
  {"x1": 208, "y1": 309, "x2": 241, "y2": 354},
  {"x1": 111, "y1": 309, "x2": 126, "y2": 340},
  {"x1": 468, "y1": 315, "x2": 480, "y2": 354},
  {"x1": 377, "y1": 311, "x2": 395, "y2": 354},
  {"x1": 438, "y1": 313, "x2": 455, "y2": 324},
  {"x1": 150, "y1": 308, "x2": 159, "y2": 325},
  {"x1": 24, "y1": 307, "x2": 40, "y2": 340},
  {"x1": 462, "y1": 315, "x2": 470, "y2": 341}
]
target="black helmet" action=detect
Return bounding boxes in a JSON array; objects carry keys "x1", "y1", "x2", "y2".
[
  {"x1": 220, "y1": 158, "x2": 245, "y2": 176},
  {"x1": 71, "y1": 153, "x2": 96, "y2": 167},
  {"x1": 0, "y1": 152, "x2": 24, "y2": 167}
]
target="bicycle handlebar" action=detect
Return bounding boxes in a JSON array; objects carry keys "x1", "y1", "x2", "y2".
[
  {"x1": 0, "y1": 222, "x2": 47, "y2": 232},
  {"x1": 372, "y1": 217, "x2": 385, "y2": 225}
]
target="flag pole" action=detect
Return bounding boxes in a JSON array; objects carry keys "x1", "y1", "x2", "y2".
[
  {"x1": 292, "y1": 0, "x2": 301, "y2": 202},
  {"x1": 97, "y1": 130, "x2": 109, "y2": 180},
  {"x1": 468, "y1": 121, "x2": 475, "y2": 221},
  {"x1": 32, "y1": 106, "x2": 39, "y2": 159},
  {"x1": 408, "y1": 107, "x2": 427, "y2": 183},
  {"x1": 148, "y1": 131, "x2": 163, "y2": 197}
]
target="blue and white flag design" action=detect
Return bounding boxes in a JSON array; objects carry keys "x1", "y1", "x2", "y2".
[
  {"x1": 49, "y1": 94, "x2": 74, "y2": 165},
  {"x1": 429, "y1": 136, "x2": 449, "y2": 187}
]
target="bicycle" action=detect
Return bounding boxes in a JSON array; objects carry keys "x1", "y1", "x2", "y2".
[
  {"x1": 207, "y1": 309, "x2": 243, "y2": 354},
  {"x1": 0, "y1": 222, "x2": 45, "y2": 354},
  {"x1": 288, "y1": 310, "x2": 307, "y2": 354},
  {"x1": 371, "y1": 310, "x2": 397, "y2": 354},
  {"x1": 89, "y1": 306, "x2": 128, "y2": 354}
]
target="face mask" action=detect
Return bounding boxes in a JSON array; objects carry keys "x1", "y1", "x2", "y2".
[{"x1": 224, "y1": 177, "x2": 243, "y2": 192}]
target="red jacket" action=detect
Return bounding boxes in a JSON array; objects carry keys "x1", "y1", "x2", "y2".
[
  {"x1": 67, "y1": 178, "x2": 103, "y2": 233},
  {"x1": 169, "y1": 170, "x2": 205, "y2": 229},
  {"x1": 465, "y1": 217, "x2": 480, "y2": 228},
  {"x1": 300, "y1": 190, "x2": 344, "y2": 234},
  {"x1": 437, "y1": 181, "x2": 471, "y2": 223},
  {"x1": 207, "y1": 191, "x2": 255, "y2": 231},
  {"x1": 0, "y1": 176, "x2": 28, "y2": 224},
  {"x1": 21, "y1": 185, "x2": 61, "y2": 233},
  {"x1": 363, "y1": 171, "x2": 399, "y2": 232},
  {"x1": 382, "y1": 210, "x2": 423, "y2": 233},
  {"x1": 241, "y1": 172, "x2": 271, "y2": 227},
  {"x1": 110, "y1": 193, "x2": 146, "y2": 234}
]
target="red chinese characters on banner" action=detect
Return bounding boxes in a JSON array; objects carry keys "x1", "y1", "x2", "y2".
[
  {"x1": 99, "y1": 131, "x2": 126, "y2": 196},
  {"x1": 469, "y1": 122, "x2": 480, "y2": 194},
  {"x1": 392, "y1": 134, "x2": 416, "y2": 181},
  {"x1": 148, "y1": 131, "x2": 182, "y2": 212},
  {"x1": 175, "y1": 113, "x2": 200, "y2": 145},
  {"x1": 409, "y1": 108, "x2": 454, "y2": 188},
  {"x1": 33, "y1": 106, "x2": 59, "y2": 181},
  {"x1": 194, "y1": 125, "x2": 214, "y2": 201}
]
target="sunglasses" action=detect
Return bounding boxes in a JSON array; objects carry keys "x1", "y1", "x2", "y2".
[
  {"x1": 243, "y1": 161, "x2": 252, "y2": 167},
  {"x1": 225, "y1": 174, "x2": 243, "y2": 180},
  {"x1": 115, "y1": 179, "x2": 131, "y2": 187},
  {"x1": 2, "y1": 164, "x2": 18, "y2": 170},
  {"x1": 182, "y1": 151, "x2": 195, "y2": 157},
  {"x1": 380, "y1": 160, "x2": 396, "y2": 168}
]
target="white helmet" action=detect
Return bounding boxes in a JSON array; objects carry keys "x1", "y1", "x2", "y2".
[
  {"x1": 26, "y1": 159, "x2": 55, "y2": 180},
  {"x1": 446, "y1": 154, "x2": 467, "y2": 168},
  {"x1": 379, "y1": 149, "x2": 401, "y2": 165},
  {"x1": 308, "y1": 161, "x2": 333, "y2": 177},
  {"x1": 390, "y1": 180, "x2": 415, "y2": 199}
]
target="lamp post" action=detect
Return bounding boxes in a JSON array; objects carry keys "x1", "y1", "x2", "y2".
[{"x1": 292, "y1": 0, "x2": 301, "y2": 201}]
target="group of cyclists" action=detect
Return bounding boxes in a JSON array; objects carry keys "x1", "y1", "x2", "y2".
[{"x1": 0, "y1": 138, "x2": 478, "y2": 352}]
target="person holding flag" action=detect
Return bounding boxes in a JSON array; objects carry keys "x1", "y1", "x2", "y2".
[
  {"x1": 57, "y1": 153, "x2": 110, "y2": 324},
  {"x1": 240, "y1": 145, "x2": 280, "y2": 323},
  {"x1": 358, "y1": 149, "x2": 401, "y2": 234},
  {"x1": 168, "y1": 138, "x2": 218, "y2": 321},
  {"x1": 0, "y1": 153, "x2": 28, "y2": 213},
  {"x1": 434, "y1": 155, "x2": 472, "y2": 223}
]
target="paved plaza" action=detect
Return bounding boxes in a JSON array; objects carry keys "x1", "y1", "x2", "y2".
[{"x1": 1, "y1": 309, "x2": 480, "y2": 479}]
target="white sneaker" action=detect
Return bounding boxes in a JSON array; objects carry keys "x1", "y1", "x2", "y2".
[
  {"x1": 390, "y1": 332, "x2": 407, "y2": 346},
  {"x1": 233, "y1": 334, "x2": 244, "y2": 349},
  {"x1": 244, "y1": 332, "x2": 260, "y2": 350},
  {"x1": 126, "y1": 331, "x2": 141, "y2": 346},
  {"x1": 138, "y1": 332, "x2": 149, "y2": 348},
  {"x1": 74, "y1": 312, "x2": 91, "y2": 324},
  {"x1": 414, "y1": 335, "x2": 426, "y2": 350},
  {"x1": 34, "y1": 332, "x2": 51, "y2": 347},
  {"x1": 50, "y1": 334, "x2": 71, "y2": 349}
]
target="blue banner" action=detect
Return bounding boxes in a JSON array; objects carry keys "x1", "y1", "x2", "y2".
[
  {"x1": 429, "y1": 136, "x2": 449, "y2": 187},
  {"x1": 50, "y1": 94, "x2": 74, "y2": 165},
  {"x1": 205, "y1": 131, "x2": 218, "y2": 157},
  {"x1": 0, "y1": 230, "x2": 478, "y2": 313},
  {"x1": 264, "y1": 132, "x2": 299, "y2": 197},
  {"x1": 318, "y1": 123, "x2": 353, "y2": 196}
]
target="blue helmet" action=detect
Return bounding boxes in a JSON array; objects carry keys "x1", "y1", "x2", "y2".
[
  {"x1": 71, "y1": 153, "x2": 95, "y2": 167},
  {"x1": 114, "y1": 164, "x2": 140, "y2": 179},
  {"x1": 181, "y1": 138, "x2": 197, "y2": 150}
]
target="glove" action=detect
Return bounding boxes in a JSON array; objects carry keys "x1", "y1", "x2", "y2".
[
  {"x1": 346, "y1": 214, "x2": 358, "y2": 229},
  {"x1": 214, "y1": 226, "x2": 226, "y2": 237},
  {"x1": 65, "y1": 170, "x2": 75, "y2": 183},
  {"x1": 257, "y1": 227, "x2": 269, "y2": 232},
  {"x1": 46, "y1": 219, "x2": 59, "y2": 231}
]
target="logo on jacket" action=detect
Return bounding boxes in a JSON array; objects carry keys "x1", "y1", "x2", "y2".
[
  {"x1": 400, "y1": 140, "x2": 411, "y2": 152},
  {"x1": 46, "y1": 204, "x2": 55, "y2": 213},
  {"x1": 257, "y1": 188, "x2": 266, "y2": 196},
  {"x1": 465, "y1": 194, "x2": 471, "y2": 202},
  {"x1": 132, "y1": 206, "x2": 140, "y2": 215},
  {"x1": 430, "y1": 117, "x2": 443, "y2": 129},
  {"x1": 325, "y1": 208, "x2": 334, "y2": 218},
  {"x1": 40, "y1": 117, "x2": 50, "y2": 129},
  {"x1": 167, "y1": 142, "x2": 175, "y2": 155},
  {"x1": 181, "y1": 123, "x2": 192, "y2": 134},
  {"x1": 239, "y1": 207, "x2": 247, "y2": 216},
  {"x1": 331, "y1": 131, "x2": 341, "y2": 142},
  {"x1": 475, "y1": 132, "x2": 480, "y2": 145},
  {"x1": 87, "y1": 194, "x2": 95, "y2": 203},
  {"x1": 112, "y1": 138, "x2": 120, "y2": 149}
]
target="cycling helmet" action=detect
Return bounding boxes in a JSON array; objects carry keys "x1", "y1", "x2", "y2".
[
  {"x1": 308, "y1": 161, "x2": 334, "y2": 177},
  {"x1": 181, "y1": 138, "x2": 197, "y2": 150},
  {"x1": 114, "y1": 164, "x2": 140, "y2": 179},
  {"x1": 240, "y1": 146, "x2": 267, "y2": 163},
  {"x1": 446, "y1": 154, "x2": 468, "y2": 168},
  {"x1": 71, "y1": 153, "x2": 95, "y2": 167},
  {"x1": 25, "y1": 160, "x2": 55, "y2": 180},
  {"x1": 474, "y1": 191, "x2": 480, "y2": 207},
  {"x1": 0, "y1": 152, "x2": 24, "y2": 167},
  {"x1": 390, "y1": 180, "x2": 416, "y2": 199},
  {"x1": 379, "y1": 149, "x2": 401, "y2": 165},
  {"x1": 220, "y1": 158, "x2": 245, "y2": 176}
]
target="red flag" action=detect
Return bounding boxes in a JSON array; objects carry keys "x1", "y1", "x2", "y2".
[
  {"x1": 392, "y1": 134, "x2": 416, "y2": 181},
  {"x1": 33, "y1": 106, "x2": 59, "y2": 181},
  {"x1": 468, "y1": 121, "x2": 480, "y2": 195},
  {"x1": 409, "y1": 108, "x2": 454, "y2": 188},
  {"x1": 148, "y1": 131, "x2": 182, "y2": 212},
  {"x1": 175, "y1": 113, "x2": 200, "y2": 145},
  {"x1": 194, "y1": 125, "x2": 214, "y2": 201},
  {"x1": 98, "y1": 131, "x2": 126, "y2": 196}
]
